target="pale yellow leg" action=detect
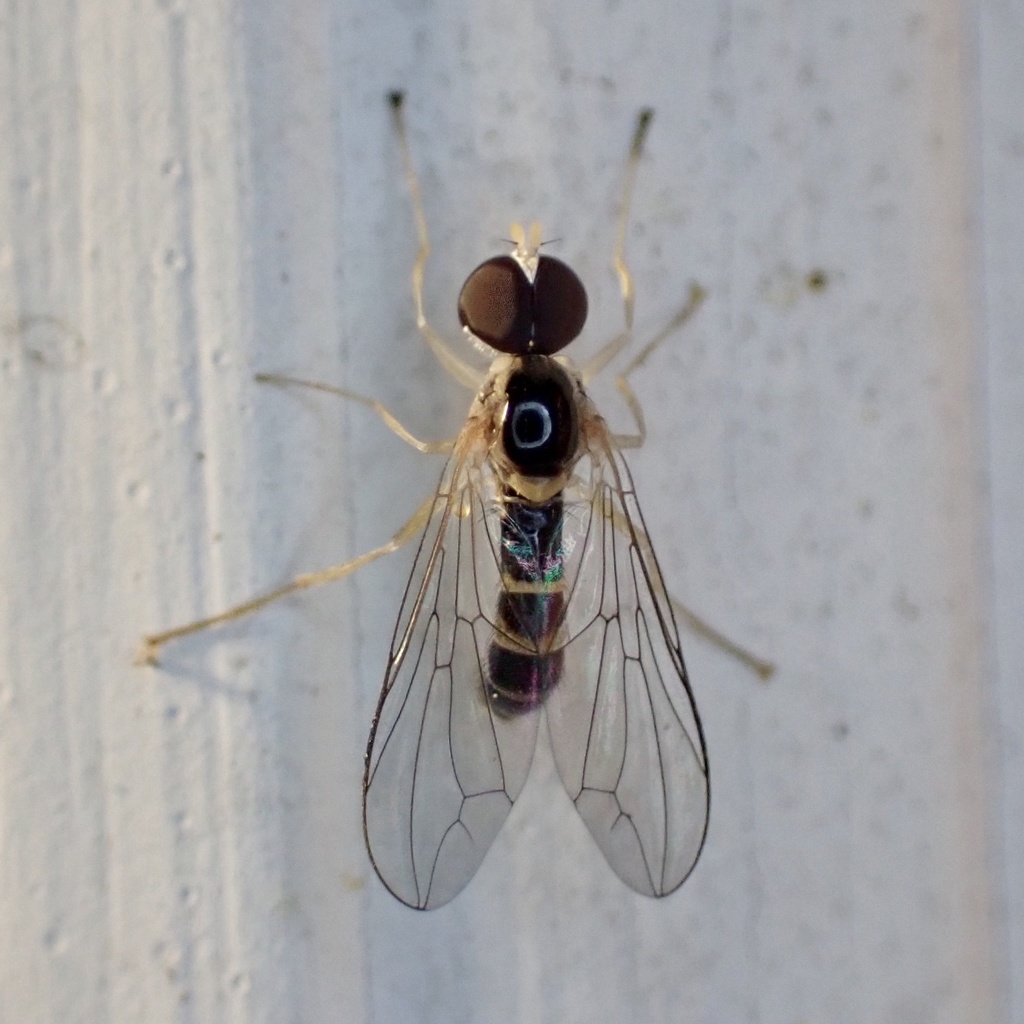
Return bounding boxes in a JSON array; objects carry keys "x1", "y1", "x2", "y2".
[
  {"x1": 669, "y1": 598, "x2": 775, "y2": 681},
  {"x1": 606, "y1": 495, "x2": 775, "y2": 681},
  {"x1": 577, "y1": 108, "x2": 708, "y2": 447},
  {"x1": 389, "y1": 92, "x2": 484, "y2": 392},
  {"x1": 581, "y1": 108, "x2": 654, "y2": 385},
  {"x1": 610, "y1": 282, "x2": 707, "y2": 449},
  {"x1": 254, "y1": 373, "x2": 457, "y2": 454},
  {"x1": 578, "y1": 111, "x2": 762, "y2": 673},
  {"x1": 138, "y1": 494, "x2": 438, "y2": 666}
]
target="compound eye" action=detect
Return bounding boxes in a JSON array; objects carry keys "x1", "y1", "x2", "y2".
[
  {"x1": 458, "y1": 256, "x2": 533, "y2": 352},
  {"x1": 531, "y1": 255, "x2": 588, "y2": 354}
]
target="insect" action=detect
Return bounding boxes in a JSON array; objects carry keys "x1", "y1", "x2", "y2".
[{"x1": 141, "y1": 93, "x2": 772, "y2": 910}]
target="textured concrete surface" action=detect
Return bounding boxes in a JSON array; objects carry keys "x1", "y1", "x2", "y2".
[{"x1": 0, "y1": 1, "x2": 1016, "y2": 1021}]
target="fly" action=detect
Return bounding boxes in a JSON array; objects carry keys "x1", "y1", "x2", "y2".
[{"x1": 140, "y1": 92, "x2": 774, "y2": 910}]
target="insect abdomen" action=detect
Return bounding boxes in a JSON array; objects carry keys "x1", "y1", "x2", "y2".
[{"x1": 487, "y1": 496, "x2": 566, "y2": 716}]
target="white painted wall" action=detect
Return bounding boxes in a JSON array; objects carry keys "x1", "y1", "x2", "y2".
[{"x1": 0, "y1": 1, "x2": 1017, "y2": 1021}]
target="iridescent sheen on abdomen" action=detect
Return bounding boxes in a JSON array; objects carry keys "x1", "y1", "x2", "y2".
[{"x1": 487, "y1": 494, "x2": 566, "y2": 716}]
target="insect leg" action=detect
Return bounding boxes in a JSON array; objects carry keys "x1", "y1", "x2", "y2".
[
  {"x1": 578, "y1": 108, "x2": 708, "y2": 444},
  {"x1": 138, "y1": 493, "x2": 438, "y2": 666},
  {"x1": 669, "y1": 597, "x2": 775, "y2": 681},
  {"x1": 610, "y1": 282, "x2": 706, "y2": 449},
  {"x1": 607, "y1": 501, "x2": 775, "y2": 680},
  {"x1": 613, "y1": 107, "x2": 653, "y2": 337},
  {"x1": 581, "y1": 108, "x2": 655, "y2": 384},
  {"x1": 254, "y1": 373, "x2": 456, "y2": 454},
  {"x1": 389, "y1": 92, "x2": 485, "y2": 392}
]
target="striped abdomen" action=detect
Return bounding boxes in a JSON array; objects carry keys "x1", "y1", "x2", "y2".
[{"x1": 486, "y1": 494, "x2": 566, "y2": 716}]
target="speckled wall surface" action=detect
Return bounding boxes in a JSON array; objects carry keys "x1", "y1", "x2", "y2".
[{"x1": 0, "y1": 2, "x2": 1014, "y2": 1021}]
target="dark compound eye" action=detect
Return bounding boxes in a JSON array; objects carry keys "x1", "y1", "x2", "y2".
[
  {"x1": 458, "y1": 255, "x2": 533, "y2": 351},
  {"x1": 458, "y1": 254, "x2": 588, "y2": 355},
  {"x1": 531, "y1": 256, "x2": 587, "y2": 354}
]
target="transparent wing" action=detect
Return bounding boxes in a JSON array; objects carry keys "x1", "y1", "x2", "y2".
[
  {"x1": 546, "y1": 426, "x2": 709, "y2": 898},
  {"x1": 363, "y1": 433, "x2": 540, "y2": 910}
]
